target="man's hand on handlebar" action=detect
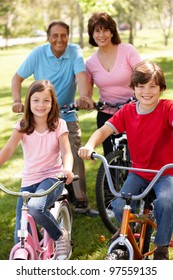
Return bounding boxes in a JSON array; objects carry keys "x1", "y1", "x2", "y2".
[
  {"x1": 75, "y1": 97, "x2": 94, "y2": 110},
  {"x1": 12, "y1": 101, "x2": 24, "y2": 113}
]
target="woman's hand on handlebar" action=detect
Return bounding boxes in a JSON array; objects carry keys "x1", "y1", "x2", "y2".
[{"x1": 78, "y1": 145, "x2": 94, "y2": 160}]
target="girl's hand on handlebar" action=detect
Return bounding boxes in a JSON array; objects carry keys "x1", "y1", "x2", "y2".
[
  {"x1": 61, "y1": 170, "x2": 74, "y2": 185},
  {"x1": 78, "y1": 145, "x2": 94, "y2": 160}
]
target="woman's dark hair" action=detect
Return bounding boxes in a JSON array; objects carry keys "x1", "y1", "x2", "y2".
[
  {"x1": 46, "y1": 20, "x2": 70, "y2": 38},
  {"x1": 130, "y1": 61, "x2": 166, "y2": 91},
  {"x1": 20, "y1": 80, "x2": 60, "y2": 134},
  {"x1": 88, "y1": 12, "x2": 121, "y2": 46}
]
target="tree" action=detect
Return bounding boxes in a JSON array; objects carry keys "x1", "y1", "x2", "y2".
[
  {"x1": 0, "y1": 0, "x2": 172, "y2": 47},
  {"x1": 113, "y1": 0, "x2": 150, "y2": 45},
  {"x1": 0, "y1": 0, "x2": 16, "y2": 46},
  {"x1": 150, "y1": 0, "x2": 173, "y2": 46}
]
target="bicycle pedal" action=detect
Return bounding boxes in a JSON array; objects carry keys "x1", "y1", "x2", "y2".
[
  {"x1": 106, "y1": 248, "x2": 129, "y2": 260},
  {"x1": 105, "y1": 253, "x2": 117, "y2": 260}
]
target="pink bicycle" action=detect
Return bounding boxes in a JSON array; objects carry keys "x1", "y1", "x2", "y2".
[{"x1": 0, "y1": 175, "x2": 78, "y2": 260}]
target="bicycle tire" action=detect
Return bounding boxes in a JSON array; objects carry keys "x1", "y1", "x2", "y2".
[
  {"x1": 52, "y1": 200, "x2": 72, "y2": 239},
  {"x1": 96, "y1": 150, "x2": 131, "y2": 233}
]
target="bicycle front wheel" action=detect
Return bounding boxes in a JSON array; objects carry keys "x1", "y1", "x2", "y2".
[
  {"x1": 52, "y1": 200, "x2": 72, "y2": 238},
  {"x1": 96, "y1": 150, "x2": 131, "y2": 233}
]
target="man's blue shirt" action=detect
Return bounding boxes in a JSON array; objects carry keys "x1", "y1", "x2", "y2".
[{"x1": 17, "y1": 43, "x2": 86, "y2": 122}]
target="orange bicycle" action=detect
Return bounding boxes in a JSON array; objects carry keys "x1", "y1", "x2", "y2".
[{"x1": 92, "y1": 153, "x2": 173, "y2": 260}]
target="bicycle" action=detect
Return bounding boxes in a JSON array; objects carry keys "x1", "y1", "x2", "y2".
[
  {"x1": 92, "y1": 153, "x2": 173, "y2": 260},
  {"x1": 60, "y1": 98, "x2": 134, "y2": 217},
  {"x1": 94, "y1": 98, "x2": 136, "y2": 233},
  {"x1": 0, "y1": 174, "x2": 78, "y2": 260}
]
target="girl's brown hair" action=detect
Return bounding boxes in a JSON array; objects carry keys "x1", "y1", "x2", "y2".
[
  {"x1": 20, "y1": 80, "x2": 60, "y2": 134},
  {"x1": 88, "y1": 12, "x2": 121, "y2": 46},
  {"x1": 130, "y1": 61, "x2": 166, "y2": 91}
]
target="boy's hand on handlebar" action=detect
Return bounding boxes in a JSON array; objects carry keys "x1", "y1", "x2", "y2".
[
  {"x1": 12, "y1": 102, "x2": 24, "y2": 113},
  {"x1": 78, "y1": 145, "x2": 94, "y2": 160},
  {"x1": 75, "y1": 97, "x2": 94, "y2": 110}
]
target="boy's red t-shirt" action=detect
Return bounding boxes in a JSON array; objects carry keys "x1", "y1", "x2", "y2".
[{"x1": 106, "y1": 99, "x2": 173, "y2": 180}]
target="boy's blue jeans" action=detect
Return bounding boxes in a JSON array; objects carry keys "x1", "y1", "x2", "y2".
[
  {"x1": 111, "y1": 173, "x2": 173, "y2": 246},
  {"x1": 14, "y1": 178, "x2": 64, "y2": 244}
]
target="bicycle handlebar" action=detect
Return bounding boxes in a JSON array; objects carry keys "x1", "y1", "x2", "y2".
[
  {"x1": 60, "y1": 97, "x2": 136, "y2": 113},
  {"x1": 0, "y1": 175, "x2": 79, "y2": 199},
  {"x1": 91, "y1": 153, "x2": 173, "y2": 201}
]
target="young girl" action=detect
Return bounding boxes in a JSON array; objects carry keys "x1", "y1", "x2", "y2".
[
  {"x1": 0, "y1": 80, "x2": 74, "y2": 260},
  {"x1": 78, "y1": 61, "x2": 173, "y2": 260}
]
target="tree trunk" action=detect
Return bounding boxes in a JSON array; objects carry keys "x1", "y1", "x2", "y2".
[
  {"x1": 128, "y1": 22, "x2": 133, "y2": 45},
  {"x1": 76, "y1": 3, "x2": 84, "y2": 48}
]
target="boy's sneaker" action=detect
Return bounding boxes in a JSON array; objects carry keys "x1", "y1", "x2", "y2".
[
  {"x1": 153, "y1": 246, "x2": 169, "y2": 260},
  {"x1": 53, "y1": 228, "x2": 71, "y2": 260}
]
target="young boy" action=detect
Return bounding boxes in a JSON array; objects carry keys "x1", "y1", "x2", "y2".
[{"x1": 78, "y1": 61, "x2": 173, "y2": 260}]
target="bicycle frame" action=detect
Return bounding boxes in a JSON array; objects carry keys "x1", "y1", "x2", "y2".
[
  {"x1": 8, "y1": 181, "x2": 63, "y2": 260},
  {"x1": 0, "y1": 176, "x2": 78, "y2": 260},
  {"x1": 107, "y1": 205, "x2": 157, "y2": 260},
  {"x1": 9, "y1": 206, "x2": 55, "y2": 260},
  {"x1": 92, "y1": 153, "x2": 173, "y2": 260}
]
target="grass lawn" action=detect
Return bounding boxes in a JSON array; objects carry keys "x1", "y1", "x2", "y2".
[{"x1": 0, "y1": 28, "x2": 173, "y2": 260}]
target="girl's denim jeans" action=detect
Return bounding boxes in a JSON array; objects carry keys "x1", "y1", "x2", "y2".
[
  {"x1": 14, "y1": 178, "x2": 64, "y2": 244},
  {"x1": 111, "y1": 172, "x2": 173, "y2": 246}
]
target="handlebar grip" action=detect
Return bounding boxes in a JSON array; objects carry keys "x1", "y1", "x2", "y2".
[
  {"x1": 90, "y1": 151, "x2": 96, "y2": 160},
  {"x1": 56, "y1": 173, "x2": 79, "y2": 182},
  {"x1": 73, "y1": 175, "x2": 79, "y2": 181}
]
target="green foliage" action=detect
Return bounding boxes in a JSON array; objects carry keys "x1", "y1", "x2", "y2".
[{"x1": 0, "y1": 0, "x2": 172, "y2": 47}]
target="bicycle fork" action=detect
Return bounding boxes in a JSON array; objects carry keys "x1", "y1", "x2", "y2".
[
  {"x1": 108, "y1": 202, "x2": 158, "y2": 260},
  {"x1": 107, "y1": 205, "x2": 135, "y2": 260},
  {"x1": 9, "y1": 193, "x2": 36, "y2": 260},
  {"x1": 107, "y1": 203, "x2": 153, "y2": 260},
  {"x1": 9, "y1": 207, "x2": 36, "y2": 260}
]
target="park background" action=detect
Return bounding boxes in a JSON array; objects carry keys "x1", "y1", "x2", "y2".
[{"x1": 0, "y1": 0, "x2": 173, "y2": 259}]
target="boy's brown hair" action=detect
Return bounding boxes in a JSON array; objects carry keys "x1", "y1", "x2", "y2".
[{"x1": 130, "y1": 60, "x2": 166, "y2": 91}]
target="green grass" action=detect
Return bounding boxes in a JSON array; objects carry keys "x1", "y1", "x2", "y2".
[{"x1": 0, "y1": 28, "x2": 173, "y2": 260}]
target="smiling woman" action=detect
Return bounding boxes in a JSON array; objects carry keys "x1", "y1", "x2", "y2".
[{"x1": 85, "y1": 12, "x2": 142, "y2": 156}]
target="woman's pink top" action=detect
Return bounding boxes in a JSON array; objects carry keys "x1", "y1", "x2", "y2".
[{"x1": 86, "y1": 43, "x2": 142, "y2": 114}]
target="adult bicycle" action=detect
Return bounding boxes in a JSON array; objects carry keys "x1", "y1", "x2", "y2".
[
  {"x1": 92, "y1": 153, "x2": 173, "y2": 260},
  {"x1": 94, "y1": 98, "x2": 136, "y2": 233},
  {"x1": 61, "y1": 98, "x2": 135, "y2": 222},
  {"x1": 0, "y1": 175, "x2": 78, "y2": 260}
]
